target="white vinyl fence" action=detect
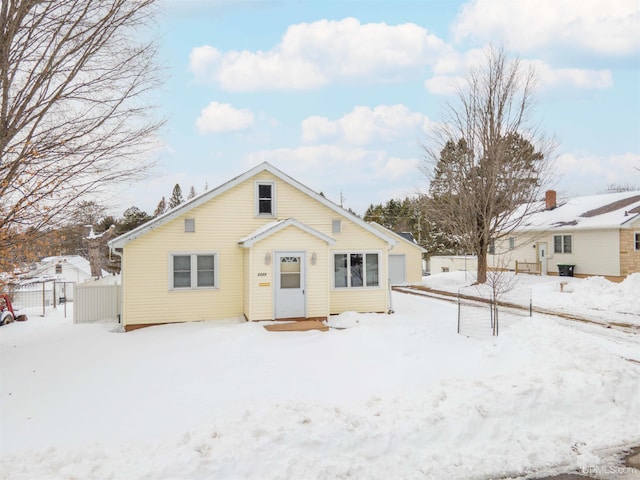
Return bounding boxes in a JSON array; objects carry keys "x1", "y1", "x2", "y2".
[{"x1": 73, "y1": 283, "x2": 121, "y2": 324}]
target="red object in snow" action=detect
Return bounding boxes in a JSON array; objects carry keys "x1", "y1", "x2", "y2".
[{"x1": 1, "y1": 294, "x2": 28, "y2": 324}]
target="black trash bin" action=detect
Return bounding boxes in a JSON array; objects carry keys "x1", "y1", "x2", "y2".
[{"x1": 557, "y1": 264, "x2": 575, "y2": 277}]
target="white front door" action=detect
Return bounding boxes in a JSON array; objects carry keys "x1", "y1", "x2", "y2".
[
  {"x1": 537, "y1": 243, "x2": 548, "y2": 275},
  {"x1": 275, "y1": 252, "x2": 306, "y2": 319}
]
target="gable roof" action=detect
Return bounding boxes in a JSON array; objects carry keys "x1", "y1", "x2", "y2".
[
  {"x1": 108, "y1": 162, "x2": 396, "y2": 249},
  {"x1": 368, "y1": 222, "x2": 427, "y2": 253},
  {"x1": 39, "y1": 255, "x2": 93, "y2": 277},
  {"x1": 238, "y1": 219, "x2": 336, "y2": 247},
  {"x1": 515, "y1": 190, "x2": 640, "y2": 232}
]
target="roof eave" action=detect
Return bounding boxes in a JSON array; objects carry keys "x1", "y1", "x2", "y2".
[{"x1": 238, "y1": 218, "x2": 336, "y2": 248}]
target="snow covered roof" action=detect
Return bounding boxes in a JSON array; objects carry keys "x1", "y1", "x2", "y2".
[
  {"x1": 35, "y1": 255, "x2": 109, "y2": 280},
  {"x1": 38, "y1": 255, "x2": 93, "y2": 277},
  {"x1": 516, "y1": 190, "x2": 640, "y2": 232},
  {"x1": 109, "y1": 162, "x2": 396, "y2": 249},
  {"x1": 238, "y1": 219, "x2": 336, "y2": 247}
]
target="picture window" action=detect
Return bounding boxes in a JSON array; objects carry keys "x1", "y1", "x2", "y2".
[{"x1": 334, "y1": 252, "x2": 379, "y2": 288}]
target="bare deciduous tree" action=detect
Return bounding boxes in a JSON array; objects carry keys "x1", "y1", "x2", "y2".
[
  {"x1": 423, "y1": 46, "x2": 556, "y2": 284},
  {"x1": 0, "y1": 0, "x2": 163, "y2": 251}
]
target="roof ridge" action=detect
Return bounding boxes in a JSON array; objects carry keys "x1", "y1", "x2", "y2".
[{"x1": 580, "y1": 194, "x2": 640, "y2": 218}]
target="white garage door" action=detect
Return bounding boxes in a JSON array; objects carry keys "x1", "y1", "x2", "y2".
[{"x1": 389, "y1": 254, "x2": 406, "y2": 285}]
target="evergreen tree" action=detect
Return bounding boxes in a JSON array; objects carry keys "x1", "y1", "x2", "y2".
[
  {"x1": 168, "y1": 184, "x2": 184, "y2": 209},
  {"x1": 187, "y1": 186, "x2": 197, "y2": 200},
  {"x1": 118, "y1": 207, "x2": 151, "y2": 234},
  {"x1": 364, "y1": 196, "x2": 462, "y2": 257},
  {"x1": 154, "y1": 197, "x2": 167, "y2": 217}
]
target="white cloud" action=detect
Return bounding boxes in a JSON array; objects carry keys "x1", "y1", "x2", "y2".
[
  {"x1": 555, "y1": 152, "x2": 640, "y2": 193},
  {"x1": 244, "y1": 145, "x2": 422, "y2": 213},
  {"x1": 189, "y1": 17, "x2": 447, "y2": 91},
  {"x1": 302, "y1": 105, "x2": 434, "y2": 146},
  {"x1": 522, "y1": 59, "x2": 613, "y2": 90},
  {"x1": 378, "y1": 157, "x2": 420, "y2": 181},
  {"x1": 424, "y1": 52, "x2": 613, "y2": 95},
  {"x1": 301, "y1": 116, "x2": 339, "y2": 143},
  {"x1": 556, "y1": 152, "x2": 605, "y2": 176},
  {"x1": 188, "y1": 46, "x2": 221, "y2": 81},
  {"x1": 423, "y1": 75, "x2": 463, "y2": 96},
  {"x1": 195, "y1": 101, "x2": 255, "y2": 133},
  {"x1": 452, "y1": 0, "x2": 639, "y2": 56}
]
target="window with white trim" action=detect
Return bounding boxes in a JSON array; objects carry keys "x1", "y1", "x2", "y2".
[
  {"x1": 553, "y1": 234, "x2": 572, "y2": 254},
  {"x1": 255, "y1": 181, "x2": 275, "y2": 217},
  {"x1": 334, "y1": 252, "x2": 379, "y2": 288},
  {"x1": 635, "y1": 232, "x2": 640, "y2": 251},
  {"x1": 508, "y1": 237, "x2": 515, "y2": 250},
  {"x1": 170, "y1": 253, "x2": 217, "y2": 290}
]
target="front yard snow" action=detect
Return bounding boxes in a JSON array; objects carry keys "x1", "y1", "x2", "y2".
[{"x1": 1, "y1": 286, "x2": 639, "y2": 480}]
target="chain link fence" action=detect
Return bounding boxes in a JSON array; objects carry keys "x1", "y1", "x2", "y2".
[
  {"x1": 2, "y1": 280, "x2": 74, "y2": 318},
  {"x1": 457, "y1": 286, "x2": 532, "y2": 337}
]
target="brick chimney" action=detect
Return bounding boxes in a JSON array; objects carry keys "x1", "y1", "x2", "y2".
[{"x1": 545, "y1": 190, "x2": 557, "y2": 210}]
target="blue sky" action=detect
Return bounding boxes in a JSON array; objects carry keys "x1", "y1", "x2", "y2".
[{"x1": 121, "y1": 0, "x2": 640, "y2": 216}]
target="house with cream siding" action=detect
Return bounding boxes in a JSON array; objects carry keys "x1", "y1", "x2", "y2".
[
  {"x1": 108, "y1": 162, "x2": 398, "y2": 331},
  {"x1": 488, "y1": 190, "x2": 640, "y2": 282},
  {"x1": 368, "y1": 222, "x2": 427, "y2": 284}
]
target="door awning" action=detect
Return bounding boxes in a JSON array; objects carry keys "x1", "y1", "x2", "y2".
[{"x1": 238, "y1": 218, "x2": 336, "y2": 248}]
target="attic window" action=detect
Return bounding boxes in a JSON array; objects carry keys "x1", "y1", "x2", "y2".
[
  {"x1": 256, "y1": 181, "x2": 276, "y2": 217},
  {"x1": 184, "y1": 218, "x2": 195, "y2": 232},
  {"x1": 332, "y1": 219, "x2": 341, "y2": 234}
]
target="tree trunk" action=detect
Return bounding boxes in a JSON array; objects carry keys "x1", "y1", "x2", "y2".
[{"x1": 476, "y1": 248, "x2": 488, "y2": 284}]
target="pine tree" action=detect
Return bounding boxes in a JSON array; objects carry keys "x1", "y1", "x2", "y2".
[
  {"x1": 187, "y1": 186, "x2": 197, "y2": 200},
  {"x1": 168, "y1": 184, "x2": 184, "y2": 209},
  {"x1": 154, "y1": 197, "x2": 166, "y2": 216},
  {"x1": 118, "y1": 207, "x2": 151, "y2": 233}
]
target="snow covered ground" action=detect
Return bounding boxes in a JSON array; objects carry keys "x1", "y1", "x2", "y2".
[
  {"x1": 1, "y1": 273, "x2": 639, "y2": 480},
  {"x1": 420, "y1": 271, "x2": 640, "y2": 327}
]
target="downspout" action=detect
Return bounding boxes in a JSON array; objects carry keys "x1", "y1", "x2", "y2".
[
  {"x1": 109, "y1": 246, "x2": 124, "y2": 326},
  {"x1": 387, "y1": 241, "x2": 395, "y2": 314}
]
